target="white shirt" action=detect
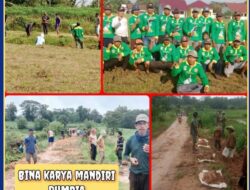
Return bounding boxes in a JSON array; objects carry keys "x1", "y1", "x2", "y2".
[
  {"x1": 36, "y1": 36, "x2": 45, "y2": 46},
  {"x1": 48, "y1": 130, "x2": 54, "y2": 137},
  {"x1": 112, "y1": 16, "x2": 128, "y2": 37}
]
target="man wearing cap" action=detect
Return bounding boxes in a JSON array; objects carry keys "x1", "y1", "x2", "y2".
[
  {"x1": 222, "y1": 126, "x2": 236, "y2": 159},
  {"x1": 149, "y1": 35, "x2": 177, "y2": 72},
  {"x1": 124, "y1": 114, "x2": 149, "y2": 190},
  {"x1": 211, "y1": 13, "x2": 226, "y2": 55},
  {"x1": 184, "y1": 8, "x2": 203, "y2": 50},
  {"x1": 72, "y1": 22, "x2": 84, "y2": 49},
  {"x1": 228, "y1": 12, "x2": 246, "y2": 45},
  {"x1": 171, "y1": 50, "x2": 209, "y2": 93},
  {"x1": 158, "y1": 5, "x2": 173, "y2": 44},
  {"x1": 103, "y1": 5, "x2": 115, "y2": 47},
  {"x1": 168, "y1": 8, "x2": 185, "y2": 46},
  {"x1": 129, "y1": 4, "x2": 143, "y2": 49},
  {"x1": 112, "y1": 6, "x2": 129, "y2": 44},
  {"x1": 24, "y1": 129, "x2": 39, "y2": 164},
  {"x1": 199, "y1": 7, "x2": 213, "y2": 36},
  {"x1": 175, "y1": 36, "x2": 194, "y2": 63},
  {"x1": 104, "y1": 36, "x2": 131, "y2": 71},
  {"x1": 129, "y1": 39, "x2": 153, "y2": 73},
  {"x1": 223, "y1": 38, "x2": 247, "y2": 78},
  {"x1": 190, "y1": 112, "x2": 199, "y2": 153},
  {"x1": 198, "y1": 38, "x2": 220, "y2": 77},
  {"x1": 140, "y1": 3, "x2": 159, "y2": 47}
]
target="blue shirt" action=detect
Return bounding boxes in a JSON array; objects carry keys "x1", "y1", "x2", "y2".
[{"x1": 24, "y1": 135, "x2": 37, "y2": 154}]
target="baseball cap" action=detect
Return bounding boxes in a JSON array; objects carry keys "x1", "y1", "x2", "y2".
[
  {"x1": 147, "y1": 3, "x2": 154, "y2": 9},
  {"x1": 164, "y1": 5, "x2": 171, "y2": 10},
  {"x1": 188, "y1": 50, "x2": 198, "y2": 58},
  {"x1": 113, "y1": 36, "x2": 122, "y2": 42},
  {"x1": 135, "y1": 39, "x2": 143, "y2": 45},
  {"x1": 181, "y1": 36, "x2": 189, "y2": 42},
  {"x1": 135, "y1": 114, "x2": 149, "y2": 123}
]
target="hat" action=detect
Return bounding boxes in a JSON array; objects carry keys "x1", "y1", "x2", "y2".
[
  {"x1": 181, "y1": 36, "x2": 189, "y2": 42},
  {"x1": 135, "y1": 39, "x2": 143, "y2": 45},
  {"x1": 203, "y1": 7, "x2": 210, "y2": 12},
  {"x1": 118, "y1": 7, "x2": 125, "y2": 12},
  {"x1": 113, "y1": 36, "x2": 122, "y2": 42},
  {"x1": 188, "y1": 50, "x2": 198, "y2": 58},
  {"x1": 226, "y1": 126, "x2": 235, "y2": 131},
  {"x1": 164, "y1": 5, "x2": 171, "y2": 10},
  {"x1": 135, "y1": 114, "x2": 149, "y2": 123},
  {"x1": 105, "y1": 4, "x2": 111, "y2": 10},
  {"x1": 216, "y1": 12, "x2": 223, "y2": 17},
  {"x1": 192, "y1": 8, "x2": 199, "y2": 13},
  {"x1": 234, "y1": 11, "x2": 241, "y2": 16},
  {"x1": 163, "y1": 35, "x2": 170, "y2": 41},
  {"x1": 172, "y1": 8, "x2": 180, "y2": 14},
  {"x1": 204, "y1": 39, "x2": 212, "y2": 44},
  {"x1": 132, "y1": 4, "x2": 140, "y2": 12},
  {"x1": 147, "y1": 3, "x2": 154, "y2": 9}
]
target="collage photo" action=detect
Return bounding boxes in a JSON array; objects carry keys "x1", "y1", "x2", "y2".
[{"x1": 2, "y1": 0, "x2": 248, "y2": 190}]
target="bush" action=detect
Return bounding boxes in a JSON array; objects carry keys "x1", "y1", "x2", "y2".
[
  {"x1": 34, "y1": 118, "x2": 50, "y2": 130},
  {"x1": 17, "y1": 117, "x2": 28, "y2": 129},
  {"x1": 44, "y1": 121, "x2": 64, "y2": 134}
]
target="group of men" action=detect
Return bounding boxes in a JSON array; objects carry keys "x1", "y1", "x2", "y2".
[{"x1": 103, "y1": 3, "x2": 247, "y2": 93}]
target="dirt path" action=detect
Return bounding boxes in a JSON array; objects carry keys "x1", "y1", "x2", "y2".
[
  {"x1": 5, "y1": 136, "x2": 84, "y2": 190},
  {"x1": 152, "y1": 116, "x2": 191, "y2": 189}
]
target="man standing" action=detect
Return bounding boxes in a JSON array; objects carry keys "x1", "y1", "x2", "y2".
[
  {"x1": 41, "y1": 12, "x2": 50, "y2": 35},
  {"x1": 199, "y1": 7, "x2": 213, "y2": 36},
  {"x1": 124, "y1": 114, "x2": 149, "y2": 190},
  {"x1": 72, "y1": 22, "x2": 84, "y2": 49},
  {"x1": 112, "y1": 7, "x2": 129, "y2": 44},
  {"x1": 116, "y1": 131, "x2": 124, "y2": 166},
  {"x1": 129, "y1": 5, "x2": 143, "y2": 49},
  {"x1": 158, "y1": 5, "x2": 172, "y2": 44},
  {"x1": 190, "y1": 112, "x2": 199, "y2": 153},
  {"x1": 25, "y1": 22, "x2": 36, "y2": 37},
  {"x1": 224, "y1": 38, "x2": 247, "y2": 78},
  {"x1": 103, "y1": 5, "x2": 115, "y2": 47},
  {"x1": 140, "y1": 3, "x2": 159, "y2": 47},
  {"x1": 228, "y1": 12, "x2": 246, "y2": 45},
  {"x1": 24, "y1": 129, "x2": 38, "y2": 164}
]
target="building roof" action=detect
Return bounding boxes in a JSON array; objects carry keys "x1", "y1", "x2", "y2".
[
  {"x1": 159, "y1": 0, "x2": 188, "y2": 11},
  {"x1": 225, "y1": 3, "x2": 247, "y2": 13},
  {"x1": 188, "y1": 0, "x2": 209, "y2": 9}
]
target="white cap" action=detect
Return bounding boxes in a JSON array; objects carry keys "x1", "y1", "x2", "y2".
[{"x1": 135, "y1": 114, "x2": 149, "y2": 123}]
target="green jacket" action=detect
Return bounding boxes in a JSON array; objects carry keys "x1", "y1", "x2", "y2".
[
  {"x1": 175, "y1": 45, "x2": 194, "y2": 61},
  {"x1": 140, "y1": 13, "x2": 159, "y2": 37},
  {"x1": 228, "y1": 20, "x2": 246, "y2": 43},
  {"x1": 73, "y1": 26, "x2": 84, "y2": 41},
  {"x1": 150, "y1": 43, "x2": 176, "y2": 62},
  {"x1": 128, "y1": 14, "x2": 143, "y2": 40},
  {"x1": 159, "y1": 14, "x2": 173, "y2": 36},
  {"x1": 129, "y1": 47, "x2": 153, "y2": 65},
  {"x1": 105, "y1": 42, "x2": 131, "y2": 59},
  {"x1": 168, "y1": 18, "x2": 185, "y2": 41},
  {"x1": 211, "y1": 21, "x2": 226, "y2": 44},
  {"x1": 223, "y1": 45, "x2": 247, "y2": 64},
  {"x1": 171, "y1": 61, "x2": 209, "y2": 86},
  {"x1": 199, "y1": 15, "x2": 213, "y2": 35},
  {"x1": 183, "y1": 16, "x2": 203, "y2": 42},
  {"x1": 103, "y1": 14, "x2": 115, "y2": 38},
  {"x1": 103, "y1": 47, "x2": 110, "y2": 61},
  {"x1": 198, "y1": 47, "x2": 220, "y2": 65}
]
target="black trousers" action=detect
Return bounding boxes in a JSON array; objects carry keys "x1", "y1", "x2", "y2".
[
  {"x1": 129, "y1": 172, "x2": 149, "y2": 190},
  {"x1": 104, "y1": 55, "x2": 129, "y2": 71},
  {"x1": 90, "y1": 144, "x2": 97, "y2": 161},
  {"x1": 150, "y1": 61, "x2": 173, "y2": 73},
  {"x1": 42, "y1": 23, "x2": 48, "y2": 34},
  {"x1": 75, "y1": 38, "x2": 83, "y2": 49}
]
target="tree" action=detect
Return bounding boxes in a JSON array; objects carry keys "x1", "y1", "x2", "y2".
[
  {"x1": 45, "y1": 121, "x2": 64, "y2": 134},
  {"x1": 34, "y1": 118, "x2": 50, "y2": 130},
  {"x1": 58, "y1": 114, "x2": 69, "y2": 127},
  {"x1": 89, "y1": 109, "x2": 103, "y2": 123},
  {"x1": 20, "y1": 100, "x2": 41, "y2": 121},
  {"x1": 39, "y1": 104, "x2": 53, "y2": 121},
  {"x1": 76, "y1": 106, "x2": 90, "y2": 122},
  {"x1": 17, "y1": 117, "x2": 28, "y2": 129},
  {"x1": 6, "y1": 103, "x2": 17, "y2": 121}
]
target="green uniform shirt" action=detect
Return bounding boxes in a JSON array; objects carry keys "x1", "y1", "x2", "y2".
[
  {"x1": 198, "y1": 47, "x2": 219, "y2": 65},
  {"x1": 159, "y1": 14, "x2": 173, "y2": 36},
  {"x1": 171, "y1": 61, "x2": 209, "y2": 86},
  {"x1": 105, "y1": 42, "x2": 131, "y2": 59},
  {"x1": 211, "y1": 21, "x2": 226, "y2": 44},
  {"x1": 199, "y1": 15, "x2": 213, "y2": 35},
  {"x1": 175, "y1": 45, "x2": 194, "y2": 61},
  {"x1": 103, "y1": 47, "x2": 110, "y2": 61},
  {"x1": 168, "y1": 18, "x2": 185, "y2": 41},
  {"x1": 73, "y1": 26, "x2": 84, "y2": 41},
  {"x1": 129, "y1": 47, "x2": 153, "y2": 65},
  {"x1": 184, "y1": 16, "x2": 203, "y2": 42},
  {"x1": 140, "y1": 13, "x2": 159, "y2": 37},
  {"x1": 150, "y1": 43, "x2": 176, "y2": 62},
  {"x1": 128, "y1": 14, "x2": 143, "y2": 40},
  {"x1": 223, "y1": 45, "x2": 247, "y2": 64},
  {"x1": 103, "y1": 14, "x2": 115, "y2": 38},
  {"x1": 228, "y1": 20, "x2": 246, "y2": 43}
]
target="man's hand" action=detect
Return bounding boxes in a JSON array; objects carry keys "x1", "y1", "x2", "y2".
[
  {"x1": 189, "y1": 31, "x2": 195, "y2": 37},
  {"x1": 144, "y1": 26, "x2": 149, "y2": 31},
  {"x1": 135, "y1": 18, "x2": 140, "y2": 24},
  {"x1": 204, "y1": 86, "x2": 209, "y2": 93},
  {"x1": 235, "y1": 58, "x2": 241, "y2": 63},
  {"x1": 130, "y1": 157, "x2": 139, "y2": 165},
  {"x1": 118, "y1": 54, "x2": 123, "y2": 61},
  {"x1": 107, "y1": 43, "x2": 112, "y2": 50},
  {"x1": 143, "y1": 144, "x2": 149, "y2": 153}
]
